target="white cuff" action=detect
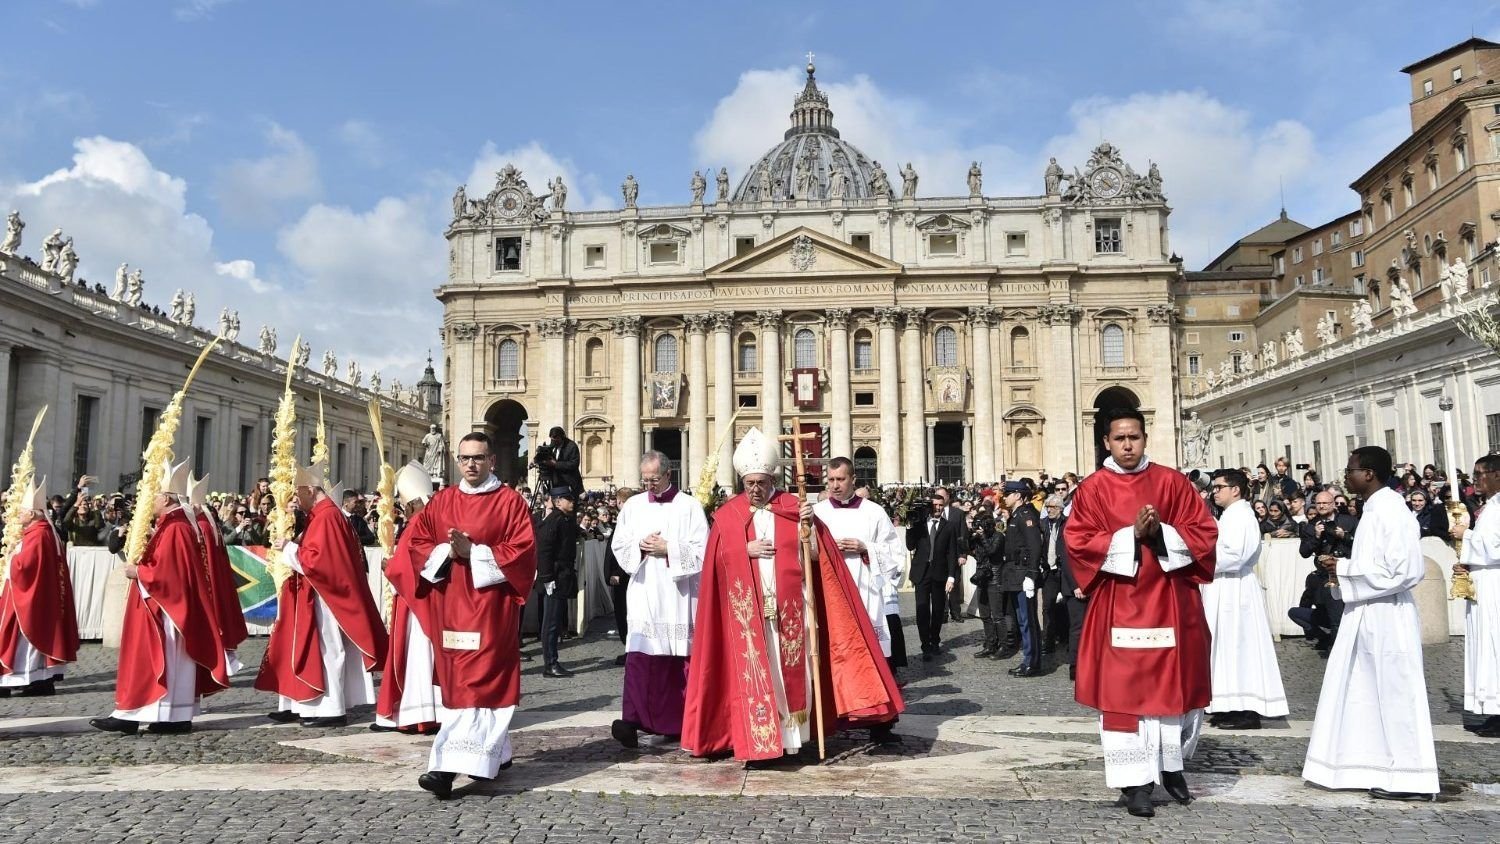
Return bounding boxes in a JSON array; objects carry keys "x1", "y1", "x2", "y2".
[
  {"x1": 1158, "y1": 524, "x2": 1193, "y2": 572},
  {"x1": 1102, "y1": 527, "x2": 1138, "y2": 577},
  {"x1": 283, "y1": 542, "x2": 304, "y2": 575},
  {"x1": 469, "y1": 544, "x2": 507, "y2": 588},
  {"x1": 421, "y1": 543, "x2": 452, "y2": 583}
]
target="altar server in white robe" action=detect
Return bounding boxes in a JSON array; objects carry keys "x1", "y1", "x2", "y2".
[
  {"x1": 814, "y1": 456, "x2": 905, "y2": 743},
  {"x1": 1457, "y1": 453, "x2": 1500, "y2": 737},
  {"x1": 1302, "y1": 446, "x2": 1438, "y2": 800},
  {"x1": 1204, "y1": 469, "x2": 1288, "y2": 730},
  {"x1": 608, "y1": 450, "x2": 707, "y2": 748}
]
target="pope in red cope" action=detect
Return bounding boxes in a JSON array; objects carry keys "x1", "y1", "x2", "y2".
[
  {"x1": 1064, "y1": 407, "x2": 1217, "y2": 818},
  {"x1": 373, "y1": 462, "x2": 442, "y2": 735},
  {"x1": 682, "y1": 427, "x2": 903, "y2": 763},
  {"x1": 91, "y1": 460, "x2": 229, "y2": 735},
  {"x1": 0, "y1": 476, "x2": 80, "y2": 697}
]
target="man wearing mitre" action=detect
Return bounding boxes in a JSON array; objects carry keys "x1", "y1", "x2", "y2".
[
  {"x1": 373, "y1": 461, "x2": 442, "y2": 734},
  {"x1": 681, "y1": 427, "x2": 903, "y2": 763},
  {"x1": 0, "y1": 475, "x2": 80, "y2": 697},
  {"x1": 186, "y1": 473, "x2": 250, "y2": 675}
]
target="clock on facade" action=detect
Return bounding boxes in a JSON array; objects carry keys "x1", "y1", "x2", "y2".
[{"x1": 1089, "y1": 167, "x2": 1124, "y2": 199}]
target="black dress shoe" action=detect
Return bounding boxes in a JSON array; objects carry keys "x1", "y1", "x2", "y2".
[
  {"x1": 1218, "y1": 711, "x2": 1262, "y2": 730},
  {"x1": 614, "y1": 653, "x2": 628, "y2": 666},
  {"x1": 301, "y1": 716, "x2": 348, "y2": 728},
  {"x1": 266, "y1": 710, "x2": 300, "y2": 724},
  {"x1": 870, "y1": 724, "x2": 902, "y2": 745},
  {"x1": 1013, "y1": 665, "x2": 1041, "y2": 678},
  {"x1": 996, "y1": 647, "x2": 1019, "y2": 660},
  {"x1": 543, "y1": 663, "x2": 573, "y2": 678},
  {"x1": 611, "y1": 719, "x2": 640, "y2": 749},
  {"x1": 19, "y1": 678, "x2": 56, "y2": 697},
  {"x1": 1161, "y1": 770, "x2": 1192, "y2": 804},
  {"x1": 146, "y1": 721, "x2": 192, "y2": 735},
  {"x1": 89, "y1": 716, "x2": 139, "y2": 735},
  {"x1": 1123, "y1": 784, "x2": 1155, "y2": 817},
  {"x1": 1369, "y1": 787, "x2": 1436, "y2": 802},
  {"x1": 1477, "y1": 722, "x2": 1500, "y2": 738},
  {"x1": 418, "y1": 770, "x2": 456, "y2": 799},
  {"x1": 369, "y1": 723, "x2": 399, "y2": 732},
  {"x1": 975, "y1": 647, "x2": 997, "y2": 658},
  {"x1": 1208, "y1": 712, "x2": 1227, "y2": 727}
]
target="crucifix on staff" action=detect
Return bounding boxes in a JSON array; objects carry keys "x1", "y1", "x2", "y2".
[{"x1": 778, "y1": 418, "x2": 827, "y2": 760}]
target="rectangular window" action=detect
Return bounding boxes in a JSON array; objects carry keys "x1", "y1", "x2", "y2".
[
  {"x1": 495, "y1": 236, "x2": 522, "y2": 271},
  {"x1": 1454, "y1": 66, "x2": 1464, "y2": 84},
  {"x1": 239, "y1": 424, "x2": 255, "y2": 493},
  {"x1": 1423, "y1": 78, "x2": 1434, "y2": 96},
  {"x1": 1350, "y1": 218, "x2": 1363, "y2": 236},
  {"x1": 360, "y1": 446, "x2": 370, "y2": 491},
  {"x1": 735, "y1": 236, "x2": 757, "y2": 256},
  {"x1": 1312, "y1": 440, "x2": 1322, "y2": 476},
  {"x1": 1187, "y1": 355, "x2": 1201, "y2": 375},
  {"x1": 1384, "y1": 428, "x2": 1397, "y2": 455},
  {"x1": 1227, "y1": 304, "x2": 1241, "y2": 317},
  {"x1": 1295, "y1": 274, "x2": 1304, "y2": 286},
  {"x1": 1006, "y1": 232, "x2": 1028, "y2": 256},
  {"x1": 1311, "y1": 239, "x2": 1323, "y2": 256},
  {"x1": 141, "y1": 407, "x2": 161, "y2": 454},
  {"x1": 336, "y1": 442, "x2": 347, "y2": 484},
  {"x1": 1274, "y1": 256, "x2": 1285, "y2": 275},
  {"x1": 737, "y1": 394, "x2": 758, "y2": 408},
  {"x1": 73, "y1": 396, "x2": 98, "y2": 484},
  {"x1": 1313, "y1": 268, "x2": 1325, "y2": 284},
  {"x1": 649, "y1": 241, "x2": 681, "y2": 264},
  {"x1": 1403, "y1": 182, "x2": 1414, "y2": 208},
  {"x1": 1427, "y1": 164, "x2": 1439, "y2": 192},
  {"x1": 1094, "y1": 218, "x2": 1122, "y2": 253},
  {"x1": 1185, "y1": 331, "x2": 1200, "y2": 345},
  {"x1": 1233, "y1": 352, "x2": 1245, "y2": 374},
  {"x1": 584, "y1": 244, "x2": 605, "y2": 269},
  {"x1": 850, "y1": 233, "x2": 871, "y2": 251},
  {"x1": 1488, "y1": 413, "x2": 1500, "y2": 453},
  {"x1": 1431, "y1": 422, "x2": 1446, "y2": 471},
  {"x1": 1353, "y1": 273, "x2": 1366, "y2": 294},
  {"x1": 194, "y1": 415, "x2": 212, "y2": 474},
  {"x1": 1382, "y1": 195, "x2": 1393, "y2": 221},
  {"x1": 1484, "y1": 267, "x2": 1493, "y2": 287},
  {"x1": 1292, "y1": 246, "x2": 1303, "y2": 263},
  {"x1": 1330, "y1": 231, "x2": 1342, "y2": 247},
  {"x1": 927, "y1": 233, "x2": 959, "y2": 256},
  {"x1": 1228, "y1": 330, "x2": 1245, "y2": 343},
  {"x1": 854, "y1": 391, "x2": 876, "y2": 407},
  {"x1": 1346, "y1": 434, "x2": 1356, "y2": 454},
  {"x1": 1350, "y1": 249, "x2": 1364, "y2": 267},
  {"x1": 854, "y1": 337, "x2": 873, "y2": 370},
  {"x1": 1457, "y1": 143, "x2": 1469, "y2": 172}
]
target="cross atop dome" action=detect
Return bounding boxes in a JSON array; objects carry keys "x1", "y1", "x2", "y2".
[{"x1": 790, "y1": 50, "x2": 833, "y2": 138}]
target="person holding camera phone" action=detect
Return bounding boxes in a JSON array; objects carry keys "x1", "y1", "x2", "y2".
[{"x1": 535, "y1": 427, "x2": 583, "y2": 497}]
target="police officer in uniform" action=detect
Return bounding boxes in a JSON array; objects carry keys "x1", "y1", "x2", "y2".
[{"x1": 997, "y1": 480, "x2": 1045, "y2": 677}]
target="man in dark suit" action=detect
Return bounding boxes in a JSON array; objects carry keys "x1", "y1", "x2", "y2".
[
  {"x1": 906, "y1": 489, "x2": 960, "y2": 661},
  {"x1": 341, "y1": 490, "x2": 378, "y2": 547},
  {"x1": 1294, "y1": 488, "x2": 1358, "y2": 649},
  {"x1": 933, "y1": 487, "x2": 971, "y2": 622},
  {"x1": 1050, "y1": 497, "x2": 1087, "y2": 681},
  {"x1": 533, "y1": 486, "x2": 579, "y2": 678},
  {"x1": 537, "y1": 427, "x2": 584, "y2": 497}
]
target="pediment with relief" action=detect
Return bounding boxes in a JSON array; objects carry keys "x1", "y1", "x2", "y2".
[{"x1": 707, "y1": 226, "x2": 902, "y2": 276}]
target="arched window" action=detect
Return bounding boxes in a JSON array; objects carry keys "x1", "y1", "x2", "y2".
[
  {"x1": 496, "y1": 339, "x2": 520, "y2": 380},
  {"x1": 737, "y1": 332, "x2": 758, "y2": 373},
  {"x1": 654, "y1": 333, "x2": 678, "y2": 374},
  {"x1": 584, "y1": 337, "x2": 604, "y2": 377},
  {"x1": 853, "y1": 330, "x2": 874, "y2": 370},
  {"x1": 793, "y1": 328, "x2": 816, "y2": 368},
  {"x1": 1009, "y1": 326, "x2": 1032, "y2": 367},
  {"x1": 585, "y1": 434, "x2": 605, "y2": 475},
  {"x1": 934, "y1": 325, "x2": 958, "y2": 367},
  {"x1": 1101, "y1": 324, "x2": 1125, "y2": 368}
]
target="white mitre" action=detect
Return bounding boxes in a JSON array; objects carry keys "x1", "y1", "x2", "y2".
[
  {"x1": 25, "y1": 475, "x2": 47, "y2": 513},
  {"x1": 394, "y1": 461, "x2": 433, "y2": 506},
  {"x1": 159, "y1": 459, "x2": 192, "y2": 498},
  {"x1": 187, "y1": 472, "x2": 210, "y2": 509},
  {"x1": 294, "y1": 457, "x2": 328, "y2": 490},
  {"x1": 732, "y1": 426, "x2": 780, "y2": 478}
]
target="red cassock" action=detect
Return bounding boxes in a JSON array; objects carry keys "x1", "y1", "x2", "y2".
[
  {"x1": 375, "y1": 512, "x2": 439, "y2": 722},
  {"x1": 115, "y1": 507, "x2": 229, "y2": 709},
  {"x1": 254, "y1": 497, "x2": 388, "y2": 701},
  {"x1": 682, "y1": 491, "x2": 904, "y2": 761},
  {"x1": 403, "y1": 484, "x2": 536, "y2": 709},
  {"x1": 0, "y1": 519, "x2": 80, "y2": 671},
  {"x1": 195, "y1": 511, "x2": 249, "y2": 651},
  {"x1": 1063, "y1": 463, "x2": 1217, "y2": 726}
]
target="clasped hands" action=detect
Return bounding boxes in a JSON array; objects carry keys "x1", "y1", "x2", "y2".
[
  {"x1": 448, "y1": 528, "x2": 472, "y2": 558},
  {"x1": 638, "y1": 532, "x2": 668, "y2": 556},
  {"x1": 1133, "y1": 505, "x2": 1160, "y2": 541}
]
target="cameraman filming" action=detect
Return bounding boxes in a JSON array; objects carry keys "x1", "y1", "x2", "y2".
[
  {"x1": 534, "y1": 426, "x2": 583, "y2": 497},
  {"x1": 1293, "y1": 488, "x2": 1357, "y2": 649}
]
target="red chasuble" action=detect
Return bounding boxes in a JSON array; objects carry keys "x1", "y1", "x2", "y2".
[
  {"x1": 254, "y1": 497, "x2": 388, "y2": 700},
  {"x1": 403, "y1": 483, "x2": 536, "y2": 709},
  {"x1": 1063, "y1": 462, "x2": 1217, "y2": 724},
  {"x1": 195, "y1": 511, "x2": 249, "y2": 651},
  {"x1": 682, "y1": 490, "x2": 903, "y2": 761},
  {"x1": 115, "y1": 507, "x2": 229, "y2": 709},
  {"x1": 375, "y1": 513, "x2": 438, "y2": 722},
  {"x1": 0, "y1": 519, "x2": 80, "y2": 670}
]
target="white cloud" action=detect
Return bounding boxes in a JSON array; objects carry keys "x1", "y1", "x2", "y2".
[
  {"x1": 692, "y1": 65, "x2": 1025, "y2": 198},
  {"x1": 337, "y1": 120, "x2": 389, "y2": 168},
  {"x1": 463, "y1": 140, "x2": 611, "y2": 211},
  {"x1": 175, "y1": 0, "x2": 237, "y2": 21},
  {"x1": 213, "y1": 258, "x2": 268, "y2": 293},
  {"x1": 214, "y1": 122, "x2": 321, "y2": 225}
]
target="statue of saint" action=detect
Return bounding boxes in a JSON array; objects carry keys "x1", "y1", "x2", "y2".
[
  {"x1": 621, "y1": 174, "x2": 639, "y2": 208},
  {"x1": 169, "y1": 289, "x2": 185, "y2": 322},
  {"x1": 323, "y1": 349, "x2": 338, "y2": 378},
  {"x1": 690, "y1": 170, "x2": 707, "y2": 204},
  {"x1": 870, "y1": 161, "x2": 891, "y2": 198},
  {"x1": 757, "y1": 164, "x2": 773, "y2": 200},
  {"x1": 1351, "y1": 299, "x2": 1374, "y2": 334},
  {"x1": 111, "y1": 263, "x2": 129, "y2": 301},
  {"x1": 421, "y1": 424, "x2": 446, "y2": 478},
  {"x1": 1285, "y1": 329, "x2": 1306, "y2": 358},
  {"x1": 967, "y1": 161, "x2": 983, "y2": 197},
  {"x1": 828, "y1": 164, "x2": 846, "y2": 200},
  {"x1": 41, "y1": 228, "x2": 64, "y2": 272},
  {"x1": 182, "y1": 292, "x2": 196, "y2": 326},
  {"x1": 551, "y1": 175, "x2": 567, "y2": 211},
  {"x1": 227, "y1": 311, "x2": 241, "y2": 342},
  {"x1": 1261, "y1": 340, "x2": 1277, "y2": 368},
  {"x1": 126, "y1": 269, "x2": 144, "y2": 307},
  {"x1": 1315, "y1": 314, "x2": 1338, "y2": 346},
  {"x1": 258, "y1": 325, "x2": 275, "y2": 354},
  {"x1": 370, "y1": 371, "x2": 382, "y2": 393},
  {"x1": 0, "y1": 210, "x2": 22, "y2": 255},
  {"x1": 347, "y1": 359, "x2": 361, "y2": 387},
  {"x1": 1390, "y1": 276, "x2": 1417, "y2": 316},
  {"x1": 451, "y1": 185, "x2": 468, "y2": 223},
  {"x1": 218, "y1": 308, "x2": 232, "y2": 338},
  {"x1": 900, "y1": 162, "x2": 919, "y2": 199},
  {"x1": 1181, "y1": 411, "x2": 1206, "y2": 466},
  {"x1": 295, "y1": 339, "x2": 310, "y2": 368},
  {"x1": 716, "y1": 167, "x2": 730, "y2": 201},
  {"x1": 1044, "y1": 158, "x2": 1065, "y2": 196},
  {"x1": 57, "y1": 238, "x2": 78, "y2": 284}
]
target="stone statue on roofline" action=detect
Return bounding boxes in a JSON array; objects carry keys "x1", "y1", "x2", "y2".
[
  {"x1": 0, "y1": 210, "x2": 22, "y2": 256},
  {"x1": 690, "y1": 170, "x2": 706, "y2": 204}
]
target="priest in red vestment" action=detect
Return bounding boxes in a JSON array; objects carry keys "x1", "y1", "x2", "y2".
[
  {"x1": 255, "y1": 460, "x2": 388, "y2": 728},
  {"x1": 682, "y1": 427, "x2": 903, "y2": 764},
  {"x1": 0, "y1": 476, "x2": 79, "y2": 697},
  {"x1": 187, "y1": 473, "x2": 249, "y2": 675},
  {"x1": 402, "y1": 432, "x2": 536, "y2": 799},
  {"x1": 373, "y1": 461, "x2": 441, "y2": 735},
  {"x1": 91, "y1": 460, "x2": 230, "y2": 735},
  {"x1": 1064, "y1": 407, "x2": 1217, "y2": 818}
]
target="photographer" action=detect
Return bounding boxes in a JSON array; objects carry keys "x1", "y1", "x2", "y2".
[
  {"x1": 971, "y1": 512, "x2": 1006, "y2": 658},
  {"x1": 1293, "y1": 489, "x2": 1358, "y2": 649},
  {"x1": 63, "y1": 493, "x2": 106, "y2": 547},
  {"x1": 535, "y1": 426, "x2": 583, "y2": 497}
]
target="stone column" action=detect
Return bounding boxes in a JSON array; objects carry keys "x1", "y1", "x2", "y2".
[
  {"x1": 826, "y1": 308, "x2": 852, "y2": 459},
  {"x1": 1145, "y1": 304, "x2": 1178, "y2": 464},
  {"x1": 538, "y1": 318, "x2": 570, "y2": 435},
  {"x1": 1040, "y1": 302, "x2": 1081, "y2": 470},
  {"x1": 711, "y1": 312, "x2": 735, "y2": 489},
  {"x1": 968, "y1": 306, "x2": 995, "y2": 481},
  {"x1": 757, "y1": 309, "x2": 783, "y2": 437},
  {"x1": 685, "y1": 314, "x2": 711, "y2": 486},
  {"x1": 0, "y1": 343, "x2": 11, "y2": 474},
  {"x1": 901, "y1": 308, "x2": 927, "y2": 482},
  {"x1": 613, "y1": 316, "x2": 643, "y2": 486},
  {"x1": 448, "y1": 322, "x2": 479, "y2": 435},
  {"x1": 875, "y1": 308, "x2": 902, "y2": 484},
  {"x1": 925, "y1": 421, "x2": 937, "y2": 483}
]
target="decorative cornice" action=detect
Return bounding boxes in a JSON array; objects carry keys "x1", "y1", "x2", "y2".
[
  {"x1": 967, "y1": 305, "x2": 995, "y2": 326},
  {"x1": 610, "y1": 315, "x2": 641, "y2": 337},
  {"x1": 1146, "y1": 304, "x2": 1176, "y2": 325},
  {"x1": 824, "y1": 307, "x2": 852, "y2": 329},
  {"x1": 449, "y1": 322, "x2": 479, "y2": 342},
  {"x1": 536, "y1": 317, "x2": 573, "y2": 338},
  {"x1": 684, "y1": 313, "x2": 714, "y2": 334},
  {"x1": 754, "y1": 308, "x2": 784, "y2": 328},
  {"x1": 709, "y1": 310, "x2": 735, "y2": 332},
  {"x1": 874, "y1": 306, "x2": 904, "y2": 328}
]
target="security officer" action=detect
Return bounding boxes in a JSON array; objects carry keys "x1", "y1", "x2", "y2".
[{"x1": 998, "y1": 479, "x2": 1045, "y2": 677}]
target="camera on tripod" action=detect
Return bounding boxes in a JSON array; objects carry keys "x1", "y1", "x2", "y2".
[{"x1": 532, "y1": 444, "x2": 555, "y2": 470}]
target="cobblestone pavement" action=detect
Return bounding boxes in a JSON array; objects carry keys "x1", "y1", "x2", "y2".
[{"x1": 0, "y1": 606, "x2": 1494, "y2": 843}]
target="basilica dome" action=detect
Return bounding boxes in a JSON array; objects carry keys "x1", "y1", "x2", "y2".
[{"x1": 731, "y1": 62, "x2": 890, "y2": 203}]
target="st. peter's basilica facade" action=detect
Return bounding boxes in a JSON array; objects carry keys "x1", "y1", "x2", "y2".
[{"x1": 438, "y1": 62, "x2": 1180, "y2": 488}]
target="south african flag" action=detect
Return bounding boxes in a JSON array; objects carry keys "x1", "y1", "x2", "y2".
[{"x1": 226, "y1": 545, "x2": 280, "y2": 625}]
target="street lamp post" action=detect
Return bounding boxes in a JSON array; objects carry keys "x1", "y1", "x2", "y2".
[{"x1": 1439, "y1": 394, "x2": 1460, "y2": 493}]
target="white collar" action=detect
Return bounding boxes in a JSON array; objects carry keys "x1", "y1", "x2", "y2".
[
  {"x1": 459, "y1": 475, "x2": 502, "y2": 495},
  {"x1": 1103, "y1": 454, "x2": 1152, "y2": 475}
]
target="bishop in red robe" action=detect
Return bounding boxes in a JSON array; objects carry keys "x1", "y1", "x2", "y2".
[
  {"x1": 682, "y1": 427, "x2": 903, "y2": 763},
  {"x1": 0, "y1": 479, "x2": 79, "y2": 696},
  {"x1": 255, "y1": 469, "x2": 388, "y2": 728},
  {"x1": 403, "y1": 432, "x2": 536, "y2": 798},
  {"x1": 1064, "y1": 408, "x2": 1217, "y2": 817},
  {"x1": 188, "y1": 476, "x2": 249, "y2": 674},
  {"x1": 373, "y1": 462, "x2": 441, "y2": 735},
  {"x1": 92, "y1": 462, "x2": 230, "y2": 735}
]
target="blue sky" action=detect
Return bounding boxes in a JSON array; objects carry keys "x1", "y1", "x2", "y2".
[{"x1": 0, "y1": 0, "x2": 1489, "y2": 381}]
